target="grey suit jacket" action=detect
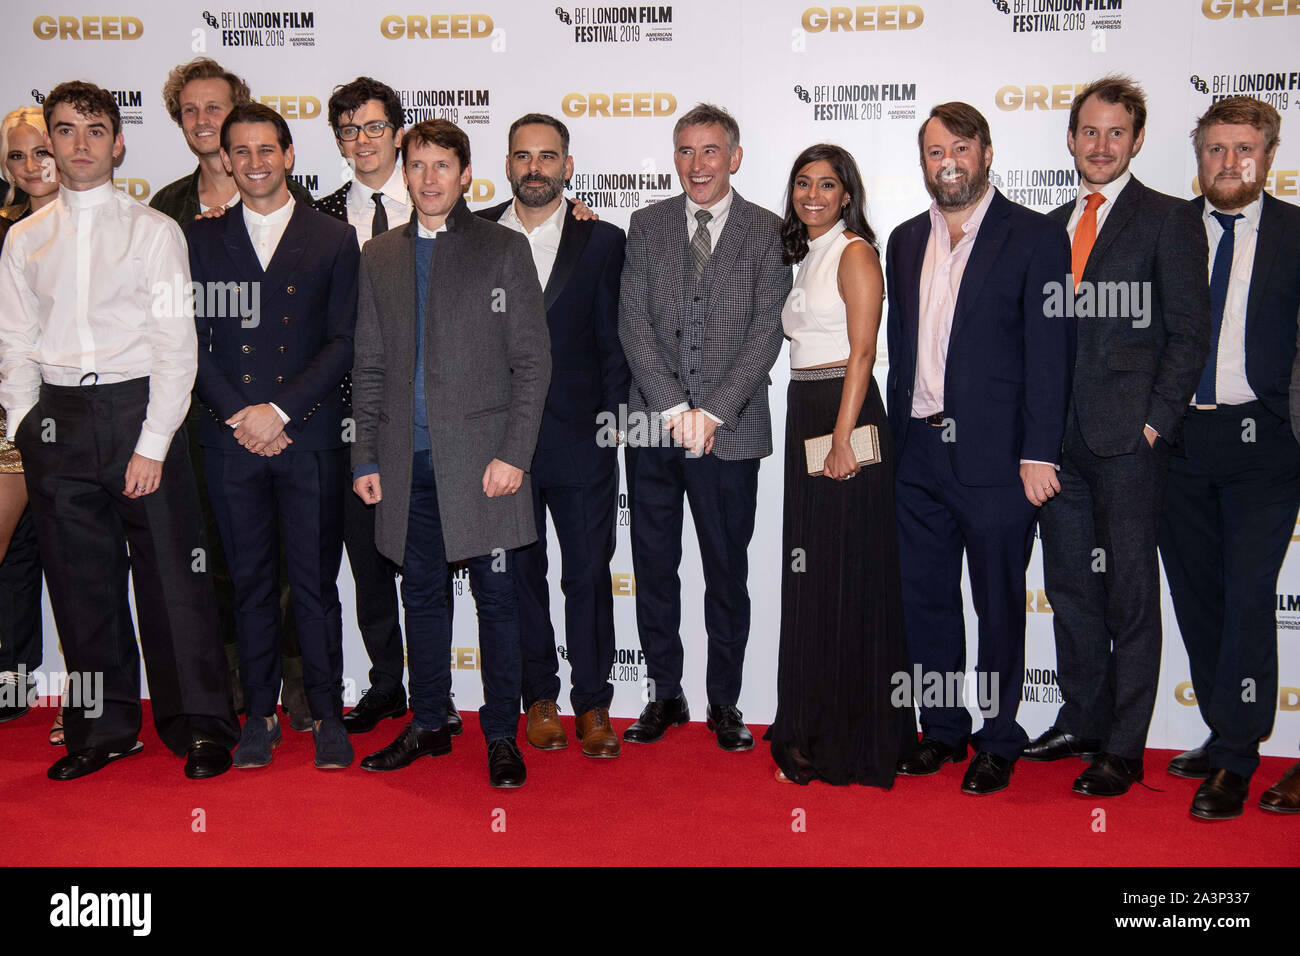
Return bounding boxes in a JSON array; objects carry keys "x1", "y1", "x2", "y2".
[
  {"x1": 618, "y1": 190, "x2": 790, "y2": 460},
  {"x1": 351, "y1": 199, "x2": 551, "y2": 564},
  {"x1": 1047, "y1": 176, "x2": 1210, "y2": 454}
]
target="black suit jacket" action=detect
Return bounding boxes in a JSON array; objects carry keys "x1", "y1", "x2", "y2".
[
  {"x1": 185, "y1": 200, "x2": 359, "y2": 452},
  {"x1": 1047, "y1": 176, "x2": 1211, "y2": 454},
  {"x1": 475, "y1": 198, "x2": 629, "y2": 459},
  {"x1": 1192, "y1": 191, "x2": 1300, "y2": 424},
  {"x1": 886, "y1": 187, "x2": 1075, "y2": 486}
]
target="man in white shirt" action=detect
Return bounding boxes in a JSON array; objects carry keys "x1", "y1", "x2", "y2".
[
  {"x1": 475, "y1": 113, "x2": 629, "y2": 757},
  {"x1": 1159, "y1": 97, "x2": 1300, "y2": 820},
  {"x1": 184, "y1": 102, "x2": 359, "y2": 771},
  {"x1": 0, "y1": 81, "x2": 239, "y2": 780}
]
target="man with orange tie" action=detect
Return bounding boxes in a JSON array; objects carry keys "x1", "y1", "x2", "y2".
[{"x1": 1028, "y1": 75, "x2": 1211, "y2": 797}]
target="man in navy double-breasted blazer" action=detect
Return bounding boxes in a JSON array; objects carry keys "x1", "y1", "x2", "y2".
[{"x1": 186, "y1": 103, "x2": 359, "y2": 771}]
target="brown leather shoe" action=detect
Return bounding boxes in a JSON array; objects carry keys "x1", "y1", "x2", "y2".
[
  {"x1": 525, "y1": 699, "x2": 567, "y2": 751},
  {"x1": 575, "y1": 707, "x2": 620, "y2": 758},
  {"x1": 1259, "y1": 760, "x2": 1300, "y2": 814}
]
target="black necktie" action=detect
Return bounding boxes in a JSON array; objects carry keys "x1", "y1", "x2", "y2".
[
  {"x1": 371, "y1": 192, "x2": 388, "y2": 237},
  {"x1": 1194, "y1": 210, "x2": 1244, "y2": 405}
]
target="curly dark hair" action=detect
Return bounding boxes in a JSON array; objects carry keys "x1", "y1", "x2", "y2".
[
  {"x1": 328, "y1": 76, "x2": 404, "y2": 134},
  {"x1": 43, "y1": 81, "x2": 121, "y2": 138}
]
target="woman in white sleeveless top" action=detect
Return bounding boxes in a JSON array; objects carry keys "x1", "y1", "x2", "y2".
[{"x1": 765, "y1": 145, "x2": 913, "y2": 785}]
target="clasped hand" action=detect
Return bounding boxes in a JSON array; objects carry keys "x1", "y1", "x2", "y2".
[{"x1": 228, "y1": 404, "x2": 291, "y2": 456}]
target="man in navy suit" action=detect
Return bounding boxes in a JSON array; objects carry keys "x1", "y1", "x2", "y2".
[
  {"x1": 1029, "y1": 76, "x2": 1211, "y2": 798},
  {"x1": 885, "y1": 102, "x2": 1073, "y2": 795},
  {"x1": 475, "y1": 114, "x2": 629, "y2": 758},
  {"x1": 186, "y1": 103, "x2": 359, "y2": 771},
  {"x1": 1158, "y1": 97, "x2": 1300, "y2": 820}
]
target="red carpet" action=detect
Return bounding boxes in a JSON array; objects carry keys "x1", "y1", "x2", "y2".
[{"x1": 2, "y1": 699, "x2": 1294, "y2": 866}]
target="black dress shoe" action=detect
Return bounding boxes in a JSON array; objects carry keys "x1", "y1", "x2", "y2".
[
  {"x1": 1190, "y1": 769, "x2": 1248, "y2": 821},
  {"x1": 1022, "y1": 727, "x2": 1102, "y2": 762},
  {"x1": 0, "y1": 671, "x2": 32, "y2": 723},
  {"x1": 341, "y1": 688, "x2": 407, "y2": 735},
  {"x1": 706, "y1": 705, "x2": 754, "y2": 752},
  {"x1": 961, "y1": 752, "x2": 1014, "y2": 795},
  {"x1": 487, "y1": 738, "x2": 526, "y2": 788},
  {"x1": 48, "y1": 741, "x2": 144, "y2": 781},
  {"x1": 1168, "y1": 736, "x2": 1213, "y2": 779},
  {"x1": 184, "y1": 740, "x2": 233, "y2": 780},
  {"x1": 447, "y1": 698, "x2": 463, "y2": 737},
  {"x1": 361, "y1": 722, "x2": 452, "y2": 771},
  {"x1": 897, "y1": 737, "x2": 967, "y2": 776},
  {"x1": 623, "y1": 694, "x2": 689, "y2": 744},
  {"x1": 1072, "y1": 752, "x2": 1143, "y2": 797}
]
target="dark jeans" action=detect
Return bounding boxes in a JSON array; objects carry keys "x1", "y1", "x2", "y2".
[{"x1": 402, "y1": 451, "x2": 520, "y2": 741}]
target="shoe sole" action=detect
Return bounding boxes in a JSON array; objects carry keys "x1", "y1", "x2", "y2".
[
  {"x1": 489, "y1": 777, "x2": 526, "y2": 789},
  {"x1": 233, "y1": 736, "x2": 280, "y2": 770},
  {"x1": 1190, "y1": 806, "x2": 1243, "y2": 821},
  {"x1": 360, "y1": 746, "x2": 452, "y2": 772},
  {"x1": 314, "y1": 761, "x2": 352, "y2": 770},
  {"x1": 49, "y1": 741, "x2": 144, "y2": 781},
  {"x1": 1021, "y1": 751, "x2": 1097, "y2": 763},
  {"x1": 1167, "y1": 766, "x2": 1211, "y2": 780},
  {"x1": 1258, "y1": 802, "x2": 1300, "y2": 814},
  {"x1": 1071, "y1": 784, "x2": 1133, "y2": 797},
  {"x1": 526, "y1": 737, "x2": 568, "y2": 751},
  {"x1": 961, "y1": 782, "x2": 1010, "y2": 796},
  {"x1": 897, "y1": 753, "x2": 966, "y2": 777}
]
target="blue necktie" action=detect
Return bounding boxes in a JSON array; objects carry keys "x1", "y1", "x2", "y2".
[{"x1": 1194, "y1": 210, "x2": 1244, "y2": 406}]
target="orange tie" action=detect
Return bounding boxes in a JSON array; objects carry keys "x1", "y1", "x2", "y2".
[{"x1": 1071, "y1": 192, "x2": 1106, "y2": 290}]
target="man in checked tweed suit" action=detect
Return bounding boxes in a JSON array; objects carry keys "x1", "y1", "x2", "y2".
[{"x1": 618, "y1": 103, "x2": 791, "y2": 751}]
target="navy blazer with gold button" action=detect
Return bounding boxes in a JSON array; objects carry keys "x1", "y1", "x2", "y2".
[{"x1": 185, "y1": 200, "x2": 360, "y2": 452}]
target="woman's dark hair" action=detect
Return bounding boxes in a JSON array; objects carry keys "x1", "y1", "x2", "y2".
[{"x1": 780, "y1": 143, "x2": 875, "y2": 264}]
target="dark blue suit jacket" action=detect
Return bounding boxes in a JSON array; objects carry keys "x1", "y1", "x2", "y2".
[
  {"x1": 185, "y1": 200, "x2": 359, "y2": 452},
  {"x1": 475, "y1": 198, "x2": 629, "y2": 462},
  {"x1": 885, "y1": 187, "x2": 1075, "y2": 486},
  {"x1": 1194, "y1": 191, "x2": 1300, "y2": 424}
]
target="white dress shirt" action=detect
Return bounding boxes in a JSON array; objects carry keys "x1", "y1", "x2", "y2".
[
  {"x1": 1198, "y1": 194, "x2": 1262, "y2": 405},
  {"x1": 500, "y1": 197, "x2": 565, "y2": 288},
  {"x1": 346, "y1": 163, "x2": 411, "y2": 246},
  {"x1": 0, "y1": 181, "x2": 196, "y2": 460},
  {"x1": 243, "y1": 196, "x2": 295, "y2": 271},
  {"x1": 1066, "y1": 170, "x2": 1131, "y2": 242}
]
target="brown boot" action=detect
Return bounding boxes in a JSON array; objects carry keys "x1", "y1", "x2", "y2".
[
  {"x1": 1259, "y1": 760, "x2": 1300, "y2": 814},
  {"x1": 576, "y1": 706, "x2": 620, "y2": 758},
  {"x1": 525, "y1": 699, "x2": 567, "y2": 750}
]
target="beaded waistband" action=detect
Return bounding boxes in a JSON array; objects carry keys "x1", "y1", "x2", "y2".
[{"x1": 790, "y1": 366, "x2": 847, "y2": 381}]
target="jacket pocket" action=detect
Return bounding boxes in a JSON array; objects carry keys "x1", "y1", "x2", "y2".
[{"x1": 466, "y1": 401, "x2": 511, "y2": 420}]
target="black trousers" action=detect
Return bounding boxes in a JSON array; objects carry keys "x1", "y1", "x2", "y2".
[
  {"x1": 0, "y1": 507, "x2": 42, "y2": 673},
  {"x1": 1039, "y1": 410, "x2": 1170, "y2": 760},
  {"x1": 625, "y1": 444, "x2": 758, "y2": 708},
  {"x1": 894, "y1": 422, "x2": 1035, "y2": 760},
  {"x1": 515, "y1": 442, "x2": 619, "y2": 715},
  {"x1": 1159, "y1": 401, "x2": 1300, "y2": 778},
  {"x1": 16, "y1": 378, "x2": 238, "y2": 755},
  {"x1": 206, "y1": 446, "x2": 347, "y2": 721},
  {"x1": 342, "y1": 460, "x2": 405, "y2": 697}
]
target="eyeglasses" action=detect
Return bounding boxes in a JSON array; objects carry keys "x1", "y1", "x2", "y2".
[{"x1": 336, "y1": 121, "x2": 394, "y2": 142}]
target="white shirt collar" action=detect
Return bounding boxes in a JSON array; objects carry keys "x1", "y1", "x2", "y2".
[
  {"x1": 348, "y1": 162, "x2": 407, "y2": 209},
  {"x1": 416, "y1": 218, "x2": 447, "y2": 239},
  {"x1": 242, "y1": 195, "x2": 294, "y2": 228},
  {"x1": 1077, "y1": 169, "x2": 1131, "y2": 209},
  {"x1": 686, "y1": 187, "x2": 734, "y2": 224},
  {"x1": 60, "y1": 181, "x2": 116, "y2": 210},
  {"x1": 1204, "y1": 192, "x2": 1263, "y2": 231},
  {"x1": 503, "y1": 197, "x2": 566, "y2": 236}
]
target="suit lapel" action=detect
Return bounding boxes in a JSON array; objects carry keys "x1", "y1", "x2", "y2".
[
  {"x1": 706, "y1": 191, "x2": 750, "y2": 316},
  {"x1": 262, "y1": 201, "x2": 311, "y2": 292},
  {"x1": 951, "y1": 189, "x2": 1010, "y2": 337},
  {"x1": 1245, "y1": 193, "x2": 1282, "y2": 334},
  {"x1": 902, "y1": 217, "x2": 928, "y2": 364},
  {"x1": 1081, "y1": 176, "x2": 1143, "y2": 283},
  {"x1": 544, "y1": 200, "x2": 592, "y2": 311},
  {"x1": 222, "y1": 204, "x2": 264, "y2": 279}
]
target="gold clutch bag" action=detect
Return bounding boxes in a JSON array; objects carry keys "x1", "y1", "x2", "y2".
[{"x1": 804, "y1": 424, "x2": 881, "y2": 476}]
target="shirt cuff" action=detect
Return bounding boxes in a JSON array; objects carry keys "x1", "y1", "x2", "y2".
[
  {"x1": 134, "y1": 427, "x2": 172, "y2": 462},
  {"x1": 353, "y1": 463, "x2": 379, "y2": 480},
  {"x1": 661, "y1": 402, "x2": 690, "y2": 424},
  {"x1": 270, "y1": 402, "x2": 290, "y2": 425},
  {"x1": 700, "y1": 409, "x2": 722, "y2": 425},
  {"x1": 1020, "y1": 459, "x2": 1059, "y2": 470}
]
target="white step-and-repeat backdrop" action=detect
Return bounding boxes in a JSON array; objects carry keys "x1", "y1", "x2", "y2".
[{"x1": 8, "y1": 0, "x2": 1299, "y2": 754}]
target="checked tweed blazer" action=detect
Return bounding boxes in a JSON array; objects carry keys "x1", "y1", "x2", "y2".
[{"x1": 618, "y1": 190, "x2": 791, "y2": 460}]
